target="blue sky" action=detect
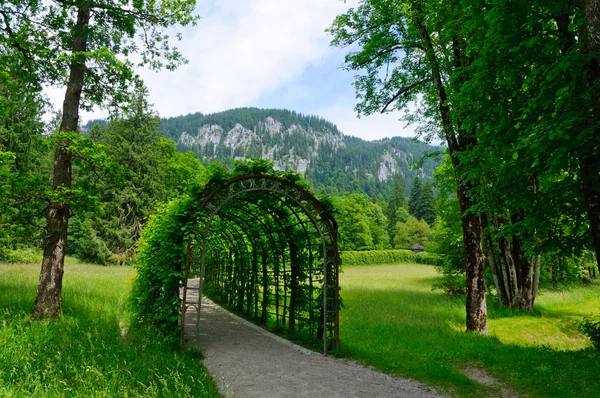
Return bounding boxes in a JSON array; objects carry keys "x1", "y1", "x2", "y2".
[{"x1": 47, "y1": 0, "x2": 419, "y2": 141}]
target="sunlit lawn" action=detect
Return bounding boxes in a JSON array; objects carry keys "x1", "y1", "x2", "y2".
[
  {"x1": 0, "y1": 258, "x2": 220, "y2": 397},
  {"x1": 339, "y1": 263, "x2": 600, "y2": 397}
]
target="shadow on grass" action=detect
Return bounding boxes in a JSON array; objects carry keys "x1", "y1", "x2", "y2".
[{"x1": 339, "y1": 287, "x2": 600, "y2": 398}]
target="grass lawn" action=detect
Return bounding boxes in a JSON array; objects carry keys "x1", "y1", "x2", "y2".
[
  {"x1": 339, "y1": 263, "x2": 600, "y2": 397},
  {"x1": 0, "y1": 258, "x2": 220, "y2": 397}
]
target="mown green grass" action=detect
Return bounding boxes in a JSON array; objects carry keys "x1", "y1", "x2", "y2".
[
  {"x1": 339, "y1": 263, "x2": 600, "y2": 397},
  {"x1": 0, "y1": 259, "x2": 220, "y2": 397}
]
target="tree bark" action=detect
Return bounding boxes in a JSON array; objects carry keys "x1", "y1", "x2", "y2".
[
  {"x1": 415, "y1": 10, "x2": 486, "y2": 333},
  {"x1": 32, "y1": 2, "x2": 90, "y2": 319},
  {"x1": 581, "y1": 0, "x2": 600, "y2": 271},
  {"x1": 581, "y1": 156, "x2": 600, "y2": 271},
  {"x1": 489, "y1": 214, "x2": 539, "y2": 311},
  {"x1": 482, "y1": 215, "x2": 508, "y2": 306},
  {"x1": 457, "y1": 182, "x2": 487, "y2": 332}
]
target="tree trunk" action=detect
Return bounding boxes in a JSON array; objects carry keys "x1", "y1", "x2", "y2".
[
  {"x1": 581, "y1": 156, "x2": 600, "y2": 271},
  {"x1": 581, "y1": 0, "x2": 600, "y2": 271},
  {"x1": 415, "y1": 10, "x2": 486, "y2": 333},
  {"x1": 482, "y1": 215, "x2": 508, "y2": 306},
  {"x1": 457, "y1": 184, "x2": 487, "y2": 332},
  {"x1": 32, "y1": 2, "x2": 90, "y2": 319}
]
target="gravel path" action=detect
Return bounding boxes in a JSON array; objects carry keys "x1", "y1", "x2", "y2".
[{"x1": 183, "y1": 280, "x2": 443, "y2": 398}]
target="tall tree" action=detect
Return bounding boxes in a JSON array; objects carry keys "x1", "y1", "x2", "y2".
[
  {"x1": 408, "y1": 177, "x2": 423, "y2": 220},
  {"x1": 452, "y1": 0, "x2": 596, "y2": 310},
  {"x1": 387, "y1": 174, "x2": 407, "y2": 244},
  {"x1": 419, "y1": 183, "x2": 436, "y2": 226},
  {"x1": 580, "y1": 0, "x2": 600, "y2": 269},
  {"x1": 330, "y1": 0, "x2": 487, "y2": 332},
  {"x1": 331, "y1": 193, "x2": 389, "y2": 251},
  {"x1": 1, "y1": 0, "x2": 198, "y2": 318},
  {"x1": 0, "y1": 48, "x2": 50, "y2": 256}
]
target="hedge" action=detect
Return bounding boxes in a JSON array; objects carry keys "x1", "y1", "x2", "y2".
[{"x1": 340, "y1": 250, "x2": 441, "y2": 266}]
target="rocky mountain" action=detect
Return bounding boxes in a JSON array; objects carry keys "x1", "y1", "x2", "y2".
[
  {"x1": 160, "y1": 108, "x2": 439, "y2": 199},
  {"x1": 159, "y1": 108, "x2": 439, "y2": 200}
]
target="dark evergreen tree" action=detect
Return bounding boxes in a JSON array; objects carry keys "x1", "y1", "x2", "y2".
[
  {"x1": 419, "y1": 183, "x2": 436, "y2": 226},
  {"x1": 70, "y1": 89, "x2": 208, "y2": 264},
  {"x1": 408, "y1": 177, "x2": 423, "y2": 218},
  {"x1": 387, "y1": 174, "x2": 407, "y2": 245}
]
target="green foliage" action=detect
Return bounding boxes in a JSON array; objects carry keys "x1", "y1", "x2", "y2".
[
  {"x1": 418, "y1": 184, "x2": 436, "y2": 226},
  {"x1": 387, "y1": 174, "x2": 408, "y2": 244},
  {"x1": 432, "y1": 259, "x2": 467, "y2": 296},
  {"x1": 341, "y1": 249, "x2": 440, "y2": 266},
  {"x1": 0, "y1": 61, "x2": 51, "y2": 253},
  {"x1": 131, "y1": 197, "x2": 197, "y2": 342},
  {"x1": 69, "y1": 217, "x2": 113, "y2": 264},
  {"x1": 580, "y1": 315, "x2": 600, "y2": 350},
  {"x1": 394, "y1": 217, "x2": 432, "y2": 250},
  {"x1": 69, "y1": 90, "x2": 208, "y2": 264},
  {"x1": 414, "y1": 252, "x2": 443, "y2": 267},
  {"x1": 2, "y1": 0, "x2": 199, "y2": 111},
  {"x1": 429, "y1": 155, "x2": 465, "y2": 273},
  {"x1": 408, "y1": 177, "x2": 423, "y2": 218},
  {"x1": 408, "y1": 177, "x2": 436, "y2": 226},
  {"x1": 540, "y1": 253, "x2": 597, "y2": 288},
  {"x1": 0, "y1": 248, "x2": 41, "y2": 264},
  {"x1": 331, "y1": 193, "x2": 389, "y2": 251}
]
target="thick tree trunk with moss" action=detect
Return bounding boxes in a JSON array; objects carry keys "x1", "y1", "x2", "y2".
[{"x1": 32, "y1": 2, "x2": 90, "y2": 319}]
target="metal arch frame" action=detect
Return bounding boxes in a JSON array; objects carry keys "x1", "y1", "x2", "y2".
[{"x1": 181, "y1": 174, "x2": 340, "y2": 355}]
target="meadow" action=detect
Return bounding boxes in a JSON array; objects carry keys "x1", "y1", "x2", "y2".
[
  {"x1": 0, "y1": 258, "x2": 220, "y2": 397},
  {"x1": 339, "y1": 263, "x2": 600, "y2": 397},
  {"x1": 3, "y1": 259, "x2": 600, "y2": 397}
]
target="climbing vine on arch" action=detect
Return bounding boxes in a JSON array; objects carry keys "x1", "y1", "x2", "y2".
[{"x1": 131, "y1": 159, "x2": 340, "y2": 348}]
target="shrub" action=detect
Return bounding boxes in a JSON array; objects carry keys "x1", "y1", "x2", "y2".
[
  {"x1": 415, "y1": 252, "x2": 443, "y2": 266},
  {"x1": 0, "y1": 248, "x2": 41, "y2": 264},
  {"x1": 340, "y1": 249, "x2": 441, "y2": 266},
  {"x1": 580, "y1": 315, "x2": 600, "y2": 350},
  {"x1": 69, "y1": 216, "x2": 112, "y2": 264},
  {"x1": 341, "y1": 250, "x2": 415, "y2": 266},
  {"x1": 432, "y1": 259, "x2": 466, "y2": 296}
]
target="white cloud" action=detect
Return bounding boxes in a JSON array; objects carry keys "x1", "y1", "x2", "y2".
[
  {"x1": 139, "y1": 0, "x2": 354, "y2": 117},
  {"x1": 45, "y1": 0, "x2": 433, "y2": 142}
]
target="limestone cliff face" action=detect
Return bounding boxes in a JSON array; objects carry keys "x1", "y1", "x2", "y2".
[
  {"x1": 177, "y1": 116, "x2": 346, "y2": 176},
  {"x1": 160, "y1": 108, "x2": 437, "y2": 198}
]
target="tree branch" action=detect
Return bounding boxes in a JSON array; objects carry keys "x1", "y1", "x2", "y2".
[{"x1": 380, "y1": 78, "x2": 431, "y2": 113}]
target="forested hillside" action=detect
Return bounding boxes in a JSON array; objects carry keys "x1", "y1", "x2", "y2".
[{"x1": 156, "y1": 108, "x2": 439, "y2": 199}]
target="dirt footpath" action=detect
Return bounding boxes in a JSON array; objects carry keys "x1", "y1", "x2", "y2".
[{"x1": 184, "y1": 291, "x2": 443, "y2": 397}]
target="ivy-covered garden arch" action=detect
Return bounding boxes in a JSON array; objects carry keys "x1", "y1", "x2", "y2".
[{"x1": 132, "y1": 163, "x2": 340, "y2": 355}]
